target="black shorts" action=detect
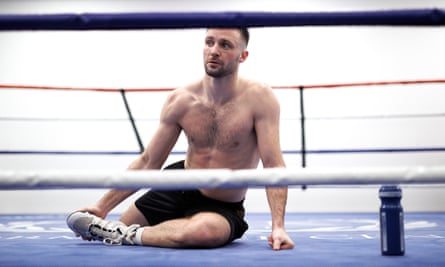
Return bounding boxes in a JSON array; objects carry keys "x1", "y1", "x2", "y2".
[{"x1": 134, "y1": 160, "x2": 249, "y2": 243}]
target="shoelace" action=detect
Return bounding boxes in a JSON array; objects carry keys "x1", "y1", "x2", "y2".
[
  {"x1": 122, "y1": 224, "x2": 141, "y2": 245},
  {"x1": 102, "y1": 224, "x2": 141, "y2": 246},
  {"x1": 89, "y1": 221, "x2": 141, "y2": 246},
  {"x1": 103, "y1": 237, "x2": 122, "y2": 246},
  {"x1": 89, "y1": 221, "x2": 125, "y2": 246}
]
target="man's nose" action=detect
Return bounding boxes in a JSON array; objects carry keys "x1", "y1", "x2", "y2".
[{"x1": 209, "y1": 45, "x2": 220, "y2": 56}]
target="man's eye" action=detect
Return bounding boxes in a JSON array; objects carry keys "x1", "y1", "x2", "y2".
[
  {"x1": 206, "y1": 40, "x2": 214, "y2": 46},
  {"x1": 221, "y1": 42, "x2": 231, "y2": 49}
]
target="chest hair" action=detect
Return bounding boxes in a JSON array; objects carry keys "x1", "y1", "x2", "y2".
[{"x1": 185, "y1": 101, "x2": 248, "y2": 148}]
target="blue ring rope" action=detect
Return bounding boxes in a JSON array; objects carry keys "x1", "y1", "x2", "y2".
[
  {"x1": 1, "y1": 148, "x2": 445, "y2": 156},
  {"x1": 0, "y1": 9, "x2": 444, "y2": 31}
]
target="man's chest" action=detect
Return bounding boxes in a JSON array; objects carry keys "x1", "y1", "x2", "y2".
[{"x1": 180, "y1": 102, "x2": 254, "y2": 148}]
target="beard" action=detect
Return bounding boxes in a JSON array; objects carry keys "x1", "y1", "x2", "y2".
[{"x1": 204, "y1": 61, "x2": 236, "y2": 78}]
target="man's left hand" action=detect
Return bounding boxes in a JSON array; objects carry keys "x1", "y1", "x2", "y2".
[{"x1": 268, "y1": 228, "x2": 295, "y2": 250}]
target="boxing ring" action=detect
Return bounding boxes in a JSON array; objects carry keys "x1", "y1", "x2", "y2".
[{"x1": 1, "y1": 8, "x2": 445, "y2": 267}]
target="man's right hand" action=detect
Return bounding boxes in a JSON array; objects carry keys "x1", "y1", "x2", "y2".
[
  {"x1": 71, "y1": 206, "x2": 107, "y2": 240},
  {"x1": 77, "y1": 205, "x2": 107, "y2": 219}
]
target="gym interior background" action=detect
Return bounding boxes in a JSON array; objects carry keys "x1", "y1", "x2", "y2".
[{"x1": 0, "y1": 0, "x2": 444, "y2": 214}]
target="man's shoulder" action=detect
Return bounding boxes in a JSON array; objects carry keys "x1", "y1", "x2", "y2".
[
  {"x1": 168, "y1": 81, "x2": 202, "y2": 102},
  {"x1": 241, "y1": 78, "x2": 273, "y2": 96},
  {"x1": 240, "y1": 78, "x2": 279, "y2": 112},
  {"x1": 162, "y1": 84, "x2": 199, "y2": 121},
  {"x1": 173, "y1": 80, "x2": 203, "y2": 95}
]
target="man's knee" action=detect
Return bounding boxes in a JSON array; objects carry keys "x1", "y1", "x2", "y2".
[{"x1": 180, "y1": 214, "x2": 231, "y2": 248}]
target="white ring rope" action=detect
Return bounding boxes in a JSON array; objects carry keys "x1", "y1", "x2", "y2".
[{"x1": 1, "y1": 166, "x2": 445, "y2": 190}]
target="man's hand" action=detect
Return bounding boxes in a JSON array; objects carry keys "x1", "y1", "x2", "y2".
[
  {"x1": 72, "y1": 206, "x2": 107, "y2": 241},
  {"x1": 78, "y1": 206, "x2": 107, "y2": 219},
  {"x1": 268, "y1": 228, "x2": 295, "y2": 250}
]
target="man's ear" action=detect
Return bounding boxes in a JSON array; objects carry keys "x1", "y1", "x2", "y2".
[{"x1": 239, "y1": 50, "x2": 249, "y2": 63}]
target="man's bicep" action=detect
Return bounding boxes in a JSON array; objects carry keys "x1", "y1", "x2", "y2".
[
  {"x1": 255, "y1": 96, "x2": 285, "y2": 168},
  {"x1": 141, "y1": 121, "x2": 182, "y2": 169}
]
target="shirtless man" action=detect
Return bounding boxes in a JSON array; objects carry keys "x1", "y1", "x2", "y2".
[{"x1": 67, "y1": 28, "x2": 294, "y2": 251}]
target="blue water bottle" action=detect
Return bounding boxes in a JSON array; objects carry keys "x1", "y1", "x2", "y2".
[{"x1": 379, "y1": 185, "x2": 405, "y2": 256}]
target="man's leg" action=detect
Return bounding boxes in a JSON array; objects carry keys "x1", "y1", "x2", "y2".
[
  {"x1": 138, "y1": 212, "x2": 232, "y2": 248},
  {"x1": 120, "y1": 198, "x2": 232, "y2": 248},
  {"x1": 68, "y1": 208, "x2": 231, "y2": 248},
  {"x1": 120, "y1": 203, "x2": 150, "y2": 226}
]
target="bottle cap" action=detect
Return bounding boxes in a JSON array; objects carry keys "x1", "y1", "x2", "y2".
[{"x1": 379, "y1": 185, "x2": 402, "y2": 198}]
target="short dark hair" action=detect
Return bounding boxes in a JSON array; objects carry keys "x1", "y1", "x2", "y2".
[
  {"x1": 206, "y1": 28, "x2": 250, "y2": 47},
  {"x1": 238, "y1": 28, "x2": 250, "y2": 47}
]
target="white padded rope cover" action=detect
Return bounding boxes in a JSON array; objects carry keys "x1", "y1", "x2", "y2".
[{"x1": 1, "y1": 166, "x2": 445, "y2": 190}]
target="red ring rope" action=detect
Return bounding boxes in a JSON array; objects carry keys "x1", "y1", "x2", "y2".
[{"x1": 0, "y1": 79, "x2": 444, "y2": 93}]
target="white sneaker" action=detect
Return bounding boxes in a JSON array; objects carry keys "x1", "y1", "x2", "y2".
[{"x1": 66, "y1": 211, "x2": 140, "y2": 245}]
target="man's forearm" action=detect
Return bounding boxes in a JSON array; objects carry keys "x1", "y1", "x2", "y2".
[
  {"x1": 95, "y1": 156, "x2": 147, "y2": 214},
  {"x1": 266, "y1": 186, "x2": 288, "y2": 228},
  {"x1": 95, "y1": 189, "x2": 138, "y2": 215}
]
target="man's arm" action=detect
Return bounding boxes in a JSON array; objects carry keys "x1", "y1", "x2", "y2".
[
  {"x1": 265, "y1": 186, "x2": 293, "y2": 250},
  {"x1": 81, "y1": 91, "x2": 184, "y2": 218},
  {"x1": 254, "y1": 85, "x2": 295, "y2": 250}
]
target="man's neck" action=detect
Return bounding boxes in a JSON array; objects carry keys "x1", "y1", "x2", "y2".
[{"x1": 203, "y1": 74, "x2": 239, "y2": 105}]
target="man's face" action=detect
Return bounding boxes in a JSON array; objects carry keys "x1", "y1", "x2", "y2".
[{"x1": 203, "y1": 29, "x2": 248, "y2": 78}]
